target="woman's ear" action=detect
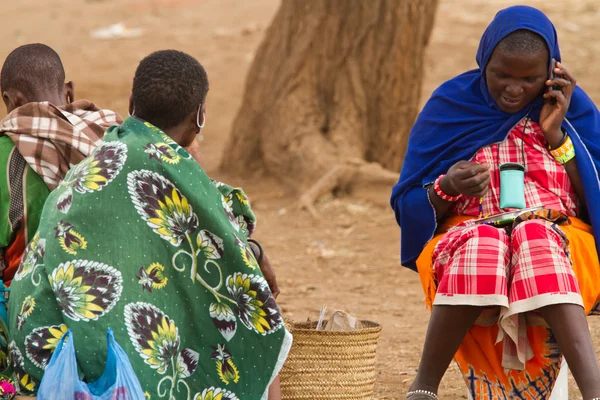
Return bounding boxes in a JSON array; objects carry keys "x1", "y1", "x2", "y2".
[
  {"x1": 2, "y1": 89, "x2": 27, "y2": 114},
  {"x1": 64, "y1": 81, "x2": 75, "y2": 104},
  {"x1": 128, "y1": 93, "x2": 134, "y2": 116},
  {"x1": 198, "y1": 103, "x2": 207, "y2": 128}
]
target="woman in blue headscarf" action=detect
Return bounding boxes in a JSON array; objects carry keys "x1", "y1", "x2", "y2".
[{"x1": 391, "y1": 6, "x2": 600, "y2": 400}]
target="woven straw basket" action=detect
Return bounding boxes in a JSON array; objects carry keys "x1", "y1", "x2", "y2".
[{"x1": 280, "y1": 320, "x2": 382, "y2": 400}]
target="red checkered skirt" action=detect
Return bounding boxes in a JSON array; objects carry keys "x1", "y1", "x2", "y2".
[
  {"x1": 434, "y1": 221, "x2": 579, "y2": 306},
  {"x1": 433, "y1": 219, "x2": 582, "y2": 368}
]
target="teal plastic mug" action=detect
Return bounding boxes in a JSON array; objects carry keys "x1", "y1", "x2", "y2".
[{"x1": 499, "y1": 162, "x2": 526, "y2": 209}]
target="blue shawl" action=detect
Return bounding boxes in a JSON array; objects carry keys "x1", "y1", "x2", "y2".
[{"x1": 390, "y1": 5, "x2": 600, "y2": 271}]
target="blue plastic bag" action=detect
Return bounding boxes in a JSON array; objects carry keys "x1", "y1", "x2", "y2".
[
  {"x1": 37, "y1": 328, "x2": 145, "y2": 400},
  {"x1": 0, "y1": 280, "x2": 9, "y2": 327}
]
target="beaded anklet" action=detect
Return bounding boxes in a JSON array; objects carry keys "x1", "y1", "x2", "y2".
[{"x1": 406, "y1": 389, "x2": 438, "y2": 399}]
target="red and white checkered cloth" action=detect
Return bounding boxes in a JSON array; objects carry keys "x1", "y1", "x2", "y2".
[
  {"x1": 433, "y1": 119, "x2": 582, "y2": 370},
  {"x1": 455, "y1": 119, "x2": 578, "y2": 217}
]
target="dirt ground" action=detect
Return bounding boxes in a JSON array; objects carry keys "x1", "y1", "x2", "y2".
[{"x1": 1, "y1": 0, "x2": 600, "y2": 398}]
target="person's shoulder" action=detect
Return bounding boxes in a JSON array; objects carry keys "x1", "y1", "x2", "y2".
[
  {"x1": 62, "y1": 100, "x2": 124, "y2": 127},
  {"x1": 0, "y1": 136, "x2": 14, "y2": 202},
  {"x1": 0, "y1": 135, "x2": 13, "y2": 144},
  {"x1": 0, "y1": 135, "x2": 15, "y2": 157}
]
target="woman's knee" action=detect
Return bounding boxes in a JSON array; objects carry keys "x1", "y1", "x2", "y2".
[
  {"x1": 451, "y1": 224, "x2": 509, "y2": 246},
  {"x1": 436, "y1": 224, "x2": 509, "y2": 260},
  {"x1": 435, "y1": 224, "x2": 510, "y2": 276},
  {"x1": 511, "y1": 219, "x2": 565, "y2": 250},
  {"x1": 472, "y1": 224, "x2": 506, "y2": 239},
  {"x1": 512, "y1": 219, "x2": 549, "y2": 233},
  {"x1": 464, "y1": 225, "x2": 511, "y2": 252}
]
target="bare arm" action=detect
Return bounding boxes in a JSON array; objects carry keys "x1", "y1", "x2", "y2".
[
  {"x1": 545, "y1": 131, "x2": 585, "y2": 207},
  {"x1": 563, "y1": 155, "x2": 586, "y2": 207},
  {"x1": 428, "y1": 179, "x2": 458, "y2": 222},
  {"x1": 268, "y1": 376, "x2": 281, "y2": 400},
  {"x1": 542, "y1": 62, "x2": 586, "y2": 207}
]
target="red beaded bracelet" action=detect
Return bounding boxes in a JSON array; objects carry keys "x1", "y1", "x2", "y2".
[{"x1": 434, "y1": 175, "x2": 462, "y2": 202}]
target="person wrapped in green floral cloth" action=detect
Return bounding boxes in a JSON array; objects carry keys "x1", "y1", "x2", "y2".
[{"x1": 7, "y1": 50, "x2": 291, "y2": 399}]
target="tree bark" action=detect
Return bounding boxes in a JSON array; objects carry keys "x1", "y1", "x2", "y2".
[{"x1": 222, "y1": 0, "x2": 439, "y2": 193}]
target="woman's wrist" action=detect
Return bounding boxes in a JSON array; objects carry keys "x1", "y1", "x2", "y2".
[
  {"x1": 247, "y1": 239, "x2": 264, "y2": 264},
  {"x1": 439, "y1": 175, "x2": 460, "y2": 197},
  {"x1": 550, "y1": 134, "x2": 576, "y2": 165},
  {"x1": 434, "y1": 174, "x2": 461, "y2": 202},
  {"x1": 545, "y1": 128, "x2": 566, "y2": 150}
]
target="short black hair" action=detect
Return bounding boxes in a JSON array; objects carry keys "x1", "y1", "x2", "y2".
[
  {"x1": 132, "y1": 50, "x2": 209, "y2": 130},
  {"x1": 0, "y1": 43, "x2": 65, "y2": 98},
  {"x1": 498, "y1": 29, "x2": 548, "y2": 55}
]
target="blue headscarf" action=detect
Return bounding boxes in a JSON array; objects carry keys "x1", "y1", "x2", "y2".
[{"x1": 391, "y1": 5, "x2": 600, "y2": 271}]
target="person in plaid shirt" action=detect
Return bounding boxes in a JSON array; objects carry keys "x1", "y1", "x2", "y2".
[
  {"x1": 0, "y1": 44, "x2": 122, "y2": 287},
  {"x1": 392, "y1": 6, "x2": 600, "y2": 400}
]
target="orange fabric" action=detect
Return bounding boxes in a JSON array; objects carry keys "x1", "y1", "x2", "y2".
[
  {"x1": 560, "y1": 218, "x2": 600, "y2": 313},
  {"x1": 3, "y1": 228, "x2": 25, "y2": 287},
  {"x1": 415, "y1": 215, "x2": 600, "y2": 398}
]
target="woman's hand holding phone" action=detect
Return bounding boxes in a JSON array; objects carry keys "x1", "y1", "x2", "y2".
[{"x1": 541, "y1": 60, "x2": 576, "y2": 147}]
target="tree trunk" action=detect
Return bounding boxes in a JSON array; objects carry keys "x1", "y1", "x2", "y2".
[{"x1": 222, "y1": 0, "x2": 439, "y2": 193}]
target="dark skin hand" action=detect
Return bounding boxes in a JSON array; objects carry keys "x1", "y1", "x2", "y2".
[
  {"x1": 428, "y1": 161, "x2": 490, "y2": 222},
  {"x1": 540, "y1": 62, "x2": 586, "y2": 206}
]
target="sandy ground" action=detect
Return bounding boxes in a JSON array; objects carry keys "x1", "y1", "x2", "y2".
[{"x1": 1, "y1": 0, "x2": 600, "y2": 398}]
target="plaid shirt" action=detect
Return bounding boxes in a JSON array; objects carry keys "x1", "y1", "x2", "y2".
[
  {"x1": 454, "y1": 119, "x2": 578, "y2": 217},
  {"x1": 0, "y1": 100, "x2": 122, "y2": 190}
]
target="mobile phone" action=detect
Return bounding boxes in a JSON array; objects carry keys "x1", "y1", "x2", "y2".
[
  {"x1": 547, "y1": 58, "x2": 561, "y2": 104},
  {"x1": 549, "y1": 58, "x2": 562, "y2": 90}
]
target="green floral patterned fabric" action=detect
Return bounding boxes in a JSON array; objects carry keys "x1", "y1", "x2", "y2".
[{"x1": 7, "y1": 117, "x2": 291, "y2": 399}]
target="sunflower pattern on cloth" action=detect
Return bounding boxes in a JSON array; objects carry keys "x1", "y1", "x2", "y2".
[{"x1": 7, "y1": 117, "x2": 292, "y2": 399}]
